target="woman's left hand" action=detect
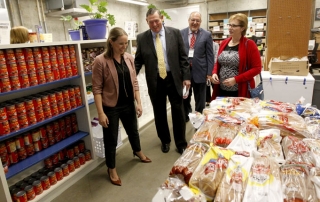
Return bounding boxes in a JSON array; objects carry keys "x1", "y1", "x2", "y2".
[
  {"x1": 222, "y1": 77, "x2": 236, "y2": 87},
  {"x1": 136, "y1": 104, "x2": 143, "y2": 118}
]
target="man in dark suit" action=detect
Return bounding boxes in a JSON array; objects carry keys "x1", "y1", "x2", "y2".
[
  {"x1": 180, "y1": 11, "x2": 214, "y2": 121},
  {"x1": 134, "y1": 8, "x2": 191, "y2": 154}
]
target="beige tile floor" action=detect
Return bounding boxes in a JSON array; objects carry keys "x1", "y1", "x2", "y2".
[{"x1": 52, "y1": 114, "x2": 195, "y2": 202}]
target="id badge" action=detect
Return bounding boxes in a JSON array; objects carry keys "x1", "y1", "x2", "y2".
[{"x1": 188, "y1": 49, "x2": 194, "y2": 57}]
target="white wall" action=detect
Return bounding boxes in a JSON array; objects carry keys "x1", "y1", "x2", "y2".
[{"x1": 315, "y1": 0, "x2": 320, "y2": 27}]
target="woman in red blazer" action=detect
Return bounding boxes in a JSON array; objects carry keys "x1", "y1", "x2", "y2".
[{"x1": 210, "y1": 13, "x2": 262, "y2": 100}]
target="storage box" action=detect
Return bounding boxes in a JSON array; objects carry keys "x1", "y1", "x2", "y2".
[
  {"x1": 268, "y1": 56, "x2": 309, "y2": 76},
  {"x1": 208, "y1": 22, "x2": 219, "y2": 26}
]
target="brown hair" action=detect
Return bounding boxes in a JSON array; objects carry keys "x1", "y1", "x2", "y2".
[
  {"x1": 104, "y1": 27, "x2": 128, "y2": 59},
  {"x1": 229, "y1": 13, "x2": 248, "y2": 36},
  {"x1": 10, "y1": 26, "x2": 29, "y2": 44}
]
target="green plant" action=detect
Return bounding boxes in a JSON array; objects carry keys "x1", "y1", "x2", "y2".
[
  {"x1": 80, "y1": 0, "x2": 116, "y2": 26},
  {"x1": 60, "y1": 15, "x2": 83, "y2": 30},
  {"x1": 147, "y1": 4, "x2": 171, "y2": 20}
]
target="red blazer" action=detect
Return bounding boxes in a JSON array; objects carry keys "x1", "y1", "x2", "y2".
[{"x1": 211, "y1": 36, "x2": 262, "y2": 100}]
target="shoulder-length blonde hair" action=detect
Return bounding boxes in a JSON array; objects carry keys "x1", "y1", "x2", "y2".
[
  {"x1": 10, "y1": 26, "x2": 29, "y2": 44},
  {"x1": 104, "y1": 27, "x2": 128, "y2": 59},
  {"x1": 229, "y1": 13, "x2": 248, "y2": 36}
]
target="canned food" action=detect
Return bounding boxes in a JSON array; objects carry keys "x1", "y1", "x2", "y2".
[
  {"x1": 37, "y1": 69, "x2": 46, "y2": 84},
  {"x1": 84, "y1": 150, "x2": 92, "y2": 161},
  {"x1": 32, "y1": 180, "x2": 43, "y2": 195},
  {"x1": 73, "y1": 145, "x2": 80, "y2": 156},
  {"x1": 53, "y1": 121, "x2": 61, "y2": 142},
  {"x1": 11, "y1": 188, "x2": 20, "y2": 202},
  {"x1": 14, "y1": 136, "x2": 24, "y2": 149},
  {"x1": 10, "y1": 76, "x2": 21, "y2": 90},
  {"x1": 57, "y1": 150, "x2": 65, "y2": 161},
  {"x1": 23, "y1": 48, "x2": 36, "y2": 74},
  {"x1": 33, "y1": 140, "x2": 42, "y2": 152},
  {"x1": 0, "y1": 118, "x2": 10, "y2": 136},
  {"x1": 24, "y1": 185, "x2": 35, "y2": 201},
  {"x1": 23, "y1": 132, "x2": 33, "y2": 145},
  {"x1": 44, "y1": 69, "x2": 54, "y2": 82},
  {"x1": 17, "y1": 113, "x2": 28, "y2": 129},
  {"x1": 31, "y1": 129, "x2": 40, "y2": 142},
  {"x1": 15, "y1": 190, "x2": 27, "y2": 202},
  {"x1": 70, "y1": 60, "x2": 78, "y2": 76},
  {"x1": 40, "y1": 175, "x2": 50, "y2": 190},
  {"x1": 78, "y1": 140, "x2": 85, "y2": 153},
  {"x1": 0, "y1": 143, "x2": 8, "y2": 159},
  {"x1": 25, "y1": 144, "x2": 35, "y2": 156},
  {"x1": 19, "y1": 182, "x2": 28, "y2": 190},
  {"x1": 66, "y1": 148, "x2": 74, "y2": 159},
  {"x1": 54, "y1": 167, "x2": 63, "y2": 181},
  {"x1": 44, "y1": 157, "x2": 52, "y2": 168},
  {"x1": 47, "y1": 92, "x2": 59, "y2": 116},
  {"x1": 23, "y1": 176, "x2": 32, "y2": 183},
  {"x1": 52, "y1": 67, "x2": 60, "y2": 80},
  {"x1": 8, "y1": 116, "x2": 20, "y2": 132},
  {"x1": 61, "y1": 163, "x2": 69, "y2": 177},
  {"x1": 47, "y1": 171, "x2": 57, "y2": 185},
  {"x1": 51, "y1": 153, "x2": 59, "y2": 165},
  {"x1": 8, "y1": 151, "x2": 19, "y2": 164},
  {"x1": 58, "y1": 118, "x2": 66, "y2": 139},
  {"x1": 64, "y1": 65, "x2": 72, "y2": 78},
  {"x1": 14, "y1": 48, "x2": 28, "y2": 75},
  {"x1": 28, "y1": 72, "x2": 38, "y2": 86},
  {"x1": 73, "y1": 156, "x2": 80, "y2": 168},
  {"x1": 5, "y1": 103, "x2": 17, "y2": 119},
  {"x1": 28, "y1": 177, "x2": 36, "y2": 185},
  {"x1": 38, "y1": 167, "x2": 49, "y2": 175},
  {"x1": 17, "y1": 147, "x2": 27, "y2": 160},
  {"x1": 19, "y1": 74, "x2": 30, "y2": 88},
  {"x1": 71, "y1": 113, "x2": 78, "y2": 134},
  {"x1": 65, "y1": 116, "x2": 72, "y2": 137},
  {"x1": 0, "y1": 64, "x2": 8, "y2": 78},
  {"x1": 0, "y1": 77, "x2": 11, "y2": 92},
  {"x1": 78, "y1": 153, "x2": 86, "y2": 165},
  {"x1": 40, "y1": 137, "x2": 49, "y2": 149},
  {"x1": 6, "y1": 139, "x2": 17, "y2": 153},
  {"x1": 67, "y1": 159, "x2": 75, "y2": 172}
]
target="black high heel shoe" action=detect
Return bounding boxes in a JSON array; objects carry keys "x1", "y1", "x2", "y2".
[{"x1": 133, "y1": 152, "x2": 152, "y2": 163}]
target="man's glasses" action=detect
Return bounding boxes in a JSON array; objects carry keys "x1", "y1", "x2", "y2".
[{"x1": 227, "y1": 24, "x2": 242, "y2": 28}]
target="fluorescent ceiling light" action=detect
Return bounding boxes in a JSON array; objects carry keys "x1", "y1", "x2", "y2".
[{"x1": 117, "y1": 0, "x2": 149, "y2": 6}]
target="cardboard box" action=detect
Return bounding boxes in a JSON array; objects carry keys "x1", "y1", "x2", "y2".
[
  {"x1": 268, "y1": 56, "x2": 309, "y2": 76},
  {"x1": 208, "y1": 22, "x2": 219, "y2": 26}
]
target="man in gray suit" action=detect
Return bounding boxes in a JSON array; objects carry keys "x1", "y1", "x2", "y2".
[
  {"x1": 181, "y1": 11, "x2": 214, "y2": 121},
  {"x1": 135, "y1": 8, "x2": 191, "y2": 154}
]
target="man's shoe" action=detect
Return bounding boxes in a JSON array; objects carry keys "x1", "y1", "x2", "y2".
[
  {"x1": 176, "y1": 147, "x2": 186, "y2": 155},
  {"x1": 161, "y1": 144, "x2": 170, "y2": 153}
]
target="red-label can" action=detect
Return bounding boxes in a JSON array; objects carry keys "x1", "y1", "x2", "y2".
[
  {"x1": 31, "y1": 96, "x2": 45, "y2": 122},
  {"x1": 84, "y1": 150, "x2": 92, "y2": 161},
  {"x1": 67, "y1": 160, "x2": 75, "y2": 172},
  {"x1": 9, "y1": 150, "x2": 19, "y2": 164},
  {"x1": 71, "y1": 113, "x2": 78, "y2": 134},
  {"x1": 0, "y1": 64, "x2": 8, "y2": 78},
  {"x1": 33, "y1": 140, "x2": 42, "y2": 152},
  {"x1": 66, "y1": 148, "x2": 74, "y2": 159},
  {"x1": 15, "y1": 135, "x2": 24, "y2": 149},
  {"x1": 31, "y1": 129, "x2": 40, "y2": 142},
  {"x1": 5, "y1": 103, "x2": 17, "y2": 119},
  {"x1": 23, "y1": 132, "x2": 33, "y2": 145},
  {"x1": 73, "y1": 145, "x2": 80, "y2": 156},
  {"x1": 25, "y1": 144, "x2": 35, "y2": 156},
  {"x1": 61, "y1": 163, "x2": 69, "y2": 176},
  {"x1": 73, "y1": 156, "x2": 80, "y2": 168},
  {"x1": 23, "y1": 48, "x2": 36, "y2": 73},
  {"x1": 28, "y1": 72, "x2": 38, "y2": 86},
  {"x1": 17, "y1": 113, "x2": 28, "y2": 129},
  {"x1": 24, "y1": 185, "x2": 35, "y2": 201},
  {"x1": 19, "y1": 74, "x2": 30, "y2": 88},
  {"x1": 5, "y1": 49, "x2": 19, "y2": 77},
  {"x1": 70, "y1": 59, "x2": 78, "y2": 76},
  {"x1": 14, "y1": 48, "x2": 28, "y2": 75},
  {"x1": 58, "y1": 118, "x2": 66, "y2": 139},
  {"x1": 58, "y1": 150, "x2": 65, "y2": 161},
  {"x1": 36, "y1": 69, "x2": 46, "y2": 84},
  {"x1": 44, "y1": 157, "x2": 53, "y2": 168},
  {"x1": 17, "y1": 147, "x2": 27, "y2": 160},
  {"x1": 78, "y1": 153, "x2": 86, "y2": 165},
  {"x1": 0, "y1": 143, "x2": 8, "y2": 161},
  {"x1": 39, "y1": 126, "x2": 47, "y2": 138},
  {"x1": 47, "y1": 171, "x2": 57, "y2": 185},
  {"x1": 40, "y1": 137, "x2": 49, "y2": 149},
  {"x1": 0, "y1": 105, "x2": 10, "y2": 136},
  {"x1": 0, "y1": 77, "x2": 11, "y2": 92},
  {"x1": 32, "y1": 180, "x2": 43, "y2": 195},
  {"x1": 15, "y1": 190, "x2": 28, "y2": 202},
  {"x1": 48, "y1": 92, "x2": 59, "y2": 116},
  {"x1": 44, "y1": 69, "x2": 54, "y2": 82},
  {"x1": 65, "y1": 116, "x2": 72, "y2": 137},
  {"x1": 40, "y1": 94, "x2": 52, "y2": 119},
  {"x1": 40, "y1": 176, "x2": 50, "y2": 190},
  {"x1": 8, "y1": 116, "x2": 20, "y2": 132},
  {"x1": 51, "y1": 153, "x2": 59, "y2": 165},
  {"x1": 54, "y1": 167, "x2": 63, "y2": 181},
  {"x1": 53, "y1": 121, "x2": 61, "y2": 142},
  {"x1": 10, "y1": 75, "x2": 21, "y2": 90},
  {"x1": 52, "y1": 67, "x2": 60, "y2": 80},
  {"x1": 6, "y1": 139, "x2": 17, "y2": 153}
]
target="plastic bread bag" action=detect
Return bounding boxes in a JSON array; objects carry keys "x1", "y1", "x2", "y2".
[
  {"x1": 310, "y1": 167, "x2": 320, "y2": 201},
  {"x1": 303, "y1": 138, "x2": 320, "y2": 167},
  {"x1": 189, "y1": 146, "x2": 235, "y2": 201},
  {"x1": 188, "y1": 112, "x2": 205, "y2": 129},
  {"x1": 243, "y1": 153, "x2": 283, "y2": 202},
  {"x1": 227, "y1": 123, "x2": 259, "y2": 156},
  {"x1": 214, "y1": 154, "x2": 254, "y2": 202},
  {"x1": 281, "y1": 136, "x2": 316, "y2": 169},
  {"x1": 190, "y1": 119, "x2": 221, "y2": 144},
  {"x1": 257, "y1": 129, "x2": 285, "y2": 164},
  {"x1": 170, "y1": 142, "x2": 209, "y2": 184},
  {"x1": 280, "y1": 164, "x2": 317, "y2": 202},
  {"x1": 296, "y1": 103, "x2": 320, "y2": 117},
  {"x1": 153, "y1": 176, "x2": 206, "y2": 202},
  {"x1": 206, "y1": 96, "x2": 255, "y2": 114},
  {"x1": 249, "y1": 110, "x2": 312, "y2": 139},
  {"x1": 213, "y1": 121, "x2": 242, "y2": 148},
  {"x1": 305, "y1": 116, "x2": 320, "y2": 139},
  {"x1": 256, "y1": 99, "x2": 297, "y2": 114}
]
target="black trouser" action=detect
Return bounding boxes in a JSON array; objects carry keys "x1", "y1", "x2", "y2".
[
  {"x1": 150, "y1": 72, "x2": 187, "y2": 149},
  {"x1": 183, "y1": 77, "x2": 207, "y2": 116},
  {"x1": 102, "y1": 103, "x2": 141, "y2": 169}
]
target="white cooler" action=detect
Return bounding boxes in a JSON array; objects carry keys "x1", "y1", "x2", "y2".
[{"x1": 261, "y1": 71, "x2": 315, "y2": 104}]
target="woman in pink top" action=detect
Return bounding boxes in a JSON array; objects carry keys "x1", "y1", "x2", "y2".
[{"x1": 92, "y1": 27, "x2": 151, "y2": 186}]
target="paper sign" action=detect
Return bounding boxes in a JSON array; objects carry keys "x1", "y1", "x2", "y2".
[
  {"x1": 0, "y1": 21, "x2": 10, "y2": 44},
  {"x1": 213, "y1": 26, "x2": 220, "y2": 31}
]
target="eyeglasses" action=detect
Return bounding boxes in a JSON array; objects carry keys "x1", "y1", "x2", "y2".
[{"x1": 227, "y1": 24, "x2": 242, "y2": 28}]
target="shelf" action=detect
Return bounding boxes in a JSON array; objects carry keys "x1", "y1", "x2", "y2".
[
  {"x1": 255, "y1": 29, "x2": 266, "y2": 32},
  {"x1": 85, "y1": 72, "x2": 92, "y2": 76},
  {"x1": 0, "y1": 75, "x2": 81, "y2": 97},
  {"x1": 5, "y1": 131, "x2": 89, "y2": 179},
  {"x1": 0, "y1": 105, "x2": 85, "y2": 142},
  {"x1": 212, "y1": 31, "x2": 224, "y2": 34}
]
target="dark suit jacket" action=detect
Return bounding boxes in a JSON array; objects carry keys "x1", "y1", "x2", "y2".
[
  {"x1": 134, "y1": 26, "x2": 190, "y2": 100},
  {"x1": 180, "y1": 28, "x2": 214, "y2": 83}
]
